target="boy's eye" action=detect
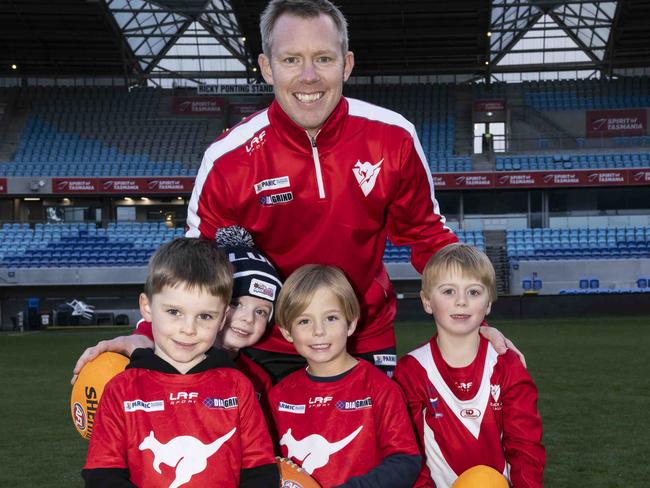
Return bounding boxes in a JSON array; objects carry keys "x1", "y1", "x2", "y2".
[
  {"x1": 326, "y1": 314, "x2": 339, "y2": 322},
  {"x1": 198, "y1": 313, "x2": 213, "y2": 321},
  {"x1": 296, "y1": 318, "x2": 310, "y2": 326},
  {"x1": 229, "y1": 302, "x2": 241, "y2": 310},
  {"x1": 256, "y1": 309, "x2": 270, "y2": 319},
  {"x1": 468, "y1": 289, "x2": 482, "y2": 296},
  {"x1": 441, "y1": 288, "x2": 454, "y2": 295},
  {"x1": 166, "y1": 309, "x2": 180, "y2": 316}
]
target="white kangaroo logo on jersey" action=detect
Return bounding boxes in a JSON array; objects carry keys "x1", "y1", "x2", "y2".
[
  {"x1": 352, "y1": 159, "x2": 383, "y2": 196},
  {"x1": 280, "y1": 426, "x2": 363, "y2": 474},
  {"x1": 138, "y1": 428, "x2": 236, "y2": 488}
]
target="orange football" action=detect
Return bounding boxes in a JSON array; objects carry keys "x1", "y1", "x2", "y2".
[
  {"x1": 452, "y1": 465, "x2": 509, "y2": 488},
  {"x1": 277, "y1": 457, "x2": 321, "y2": 488},
  {"x1": 70, "y1": 352, "x2": 129, "y2": 440}
]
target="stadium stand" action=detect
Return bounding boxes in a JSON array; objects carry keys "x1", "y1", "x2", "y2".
[
  {"x1": 2, "y1": 87, "x2": 213, "y2": 177},
  {"x1": 0, "y1": 222, "x2": 184, "y2": 268},
  {"x1": 506, "y1": 227, "x2": 650, "y2": 261}
]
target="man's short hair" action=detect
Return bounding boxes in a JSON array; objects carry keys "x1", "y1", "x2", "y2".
[
  {"x1": 260, "y1": 0, "x2": 349, "y2": 56},
  {"x1": 421, "y1": 243, "x2": 497, "y2": 302},
  {"x1": 144, "y1": 237, "x2": 233, "y2": 304},
  {"x1": 276, "y1": 264, "x2": 359, "y2": 332}
]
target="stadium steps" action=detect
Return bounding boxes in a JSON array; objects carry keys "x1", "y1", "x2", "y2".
[
  {"x1": 484, "y1": 230, "x2": 510, "y2": 295},
  {"x1": 0, "y1": 94, "x2": 29, "y2": 162},
  {"x1": 452, "y1": 85, "x2": 474, "y2": 157}
]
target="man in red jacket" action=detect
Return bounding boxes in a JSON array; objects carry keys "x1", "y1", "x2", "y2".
[{"x1": 73, "y1": 0, "x2": 521, "y2": 384}]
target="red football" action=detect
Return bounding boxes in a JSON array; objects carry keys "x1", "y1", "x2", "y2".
[{"x1": 277, "y1": 457, "x2": 321, "y2": 488}]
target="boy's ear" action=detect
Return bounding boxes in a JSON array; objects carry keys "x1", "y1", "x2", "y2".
[
  {"x1": 139, "y1": 293, "x2": 153, "y2": 322},
  {"x1": 346, "y1": 318, "x2": 358, "y2": 337},
  {"x1": 485, "y1": 300, "x2": 492, "y2": 317},
  {"x1": 279, "y1": 326, "x2": 294, "y2": 343},
  {"x1": 420, "y1": 290, "x2": 433, "y2": 314}
]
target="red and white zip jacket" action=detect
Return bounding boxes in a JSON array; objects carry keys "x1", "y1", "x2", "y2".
[{"x1": 186, "y1": 97, "x2": 457, "y2": 354}]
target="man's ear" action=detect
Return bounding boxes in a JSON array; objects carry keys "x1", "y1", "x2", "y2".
[
  {"x1": 346, "y1": 318, "x2": 358, "y2": 337},
  {"x1": 279, "y1": 326, "x2": 294, "y2": 343},
  {"x1": 258, "y1": 53, "x2": 274, "y2": 85},
  {"x1": 139, "y1": 293, "x2": 153, "y2": 322},
  {"x1": 342, "y1": 51, "x2": 355, "y2": 82},
  {"x1": 420, "y1": 290, "x2": 433, "y2": 314}
]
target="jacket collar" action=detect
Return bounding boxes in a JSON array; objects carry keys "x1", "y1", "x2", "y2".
[
  {"x1": 267, "y1": 96, "x2": 349, "y2": 152},
  {"x1": 127, "y1": 347, "x2": 237, "y2": 375}
]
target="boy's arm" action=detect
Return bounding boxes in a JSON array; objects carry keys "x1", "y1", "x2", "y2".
[
  {"x1": 501, "y1": 354, "x2": 545, "y2": 488},
  {"x1": 237, "y1": 375, "x2": 280, "y2": 487},
  {"x1": 81, "y1": 469, "x2": 136, "y2": 488},
  {"x1": 393, "y1": 358, "x2": 436, "y2": 488},
  {"x1": 82, "y1": 380, "x2": 134, "y2": 487},
  {"x1": 333, "y1": 454, "x2": 421, "y2": 488},
  {"x1": 335, "y1": 375, "x2": 422, "y2": 488}
]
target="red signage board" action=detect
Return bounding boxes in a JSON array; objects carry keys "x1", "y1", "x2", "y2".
[
  {"x1": 172, "y1": 96, "x2": 225, "y2": 116},
  {"x1": 52, "y1": 178, "x2": 195, "y2": 194},
  {"x1": 586, "y1": 109, "x2": 647, "y2": 137},
  {"x1": 434, "y1": 169, "x2": 642, "y2": 190},
  {"x1": 473, "y1": 99, "x2": 507, "y2": 112},
  {"x1": 0, "y1": 178, "x2": 7, "y2": 193}
]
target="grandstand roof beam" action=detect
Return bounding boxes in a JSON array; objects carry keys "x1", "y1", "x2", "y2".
[
  {"x1": 547, "y1": 10, "x2": 603, "y2": 66},
  {"x1": 490, "y1": 10, "x2": 544, "y2": 66}
]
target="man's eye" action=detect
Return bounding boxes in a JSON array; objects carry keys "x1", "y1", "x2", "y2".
[{"x1": 317, "y1": 56, "x2": 333, "y2": 63}]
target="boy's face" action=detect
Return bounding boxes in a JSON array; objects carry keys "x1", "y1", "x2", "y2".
[
  {"x1": 280, "y1": 286, "x2": 357, "y2": 377},
  {"x1": 221, "y1": 295, "x2": 272, "y2": 352},
  {"x1": 139, "y1": 284, "x2": 228, "y2": 374},
  {"x1": 421, "y1": 268, "x2": 492, "y2": 339}
]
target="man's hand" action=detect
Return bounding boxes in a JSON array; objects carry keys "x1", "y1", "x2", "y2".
[
  {"x1": 479, "y1": 325, "x2": 526, "y2": 368},
  {"x1": 70, "y1": 334, "x2": 154, "y2": 384}
]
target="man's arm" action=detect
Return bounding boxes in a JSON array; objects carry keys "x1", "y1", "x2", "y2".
[{"x1": 385, "y1": 130, "x2": 458, "y2": 272}]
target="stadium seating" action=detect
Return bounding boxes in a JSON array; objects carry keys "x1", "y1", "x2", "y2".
[
  {"x1": 4, "y1": 87, "x2": 210, "y2": 177},
  {"x1": 522, "y1": 77, "x2": 650, "y2": 111},
  {"x1": 0, "y1": 222, "x2": 184, "y2": 268},
  {"x1": 383, "y1": 230, "x2": 485, "y2": 263},
  {"x1": 495, "y1": 151, "x2": 650, "y2": 171},
  {"x1": 506, "y1": 227, "x2": 650, "y2": 261}
]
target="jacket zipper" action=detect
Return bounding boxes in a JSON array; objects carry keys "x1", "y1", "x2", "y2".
[{"x1": 310, "y1": 135, "x2": 326, "y2": 199}]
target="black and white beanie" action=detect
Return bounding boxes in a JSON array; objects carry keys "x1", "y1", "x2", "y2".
[{"x1": 216, "y1": 226, "x2": 282, "y2": 321}]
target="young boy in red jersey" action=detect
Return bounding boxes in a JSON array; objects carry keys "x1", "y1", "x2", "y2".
[
  {"x1": 82, "y1": 238, "x2": 279, "y2": 487},
  {"x1": 72, "y1": 228, "x2": 283, "y2": 402},
  {"x1": 394, "y1": 243, "x2": 545, "y2": 487},
  {"x1": 269, "y1": 264, "x2": 421, "y2": 487}
]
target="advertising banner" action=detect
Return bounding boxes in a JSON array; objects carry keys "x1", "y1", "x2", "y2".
[
  {"x1": 172, "y1": 96, "x2": 225, "y2": 116},
  {"x1": 586, "y1": 109, "x2": 647, "y2": 137}
]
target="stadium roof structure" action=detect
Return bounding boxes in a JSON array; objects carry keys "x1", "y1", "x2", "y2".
[{"x1": 1, "y1": 0, "x2": 649, "y2": 84}]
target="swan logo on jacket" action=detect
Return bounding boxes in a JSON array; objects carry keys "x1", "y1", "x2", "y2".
[
  {"x1": 139, "y1": 428, "x2": 236, "y2": 487},
  {"x1": 352, "y1": 159, "x2": 383, "y2": 196}
]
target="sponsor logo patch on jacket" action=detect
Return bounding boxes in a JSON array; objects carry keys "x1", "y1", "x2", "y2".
[
  {"x1": 254, "y1": 176, "x2": 290, "y2": 194},
  {"x1": 124, "y1": 399, "x2": 165, "y2": 412},
  {"x1": 336, "y1": 397, "x2": 373, "y2": 411},
  {"x1": 259, "y1": 191, "x2": 293, "y2": 206},
  {"x1": 278, "y1": 402, "x2": 306, "y2": 414},
  {"x1": 203, "y1": 396, "x2": 238, "y2": 409},
  {"x1": 373, "y1": 354, "x2": 397, "y2": 366}
]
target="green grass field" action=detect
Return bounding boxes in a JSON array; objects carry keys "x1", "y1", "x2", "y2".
[{"x1": 1, "y1": 317, "x2": 649, "y2": 487}]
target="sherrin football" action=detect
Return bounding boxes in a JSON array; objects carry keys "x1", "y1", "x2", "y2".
[
  {"x1": 452, "y1": 465, "x2": 509, "y2": 488},
  {"x1": 71, "y1": 352, "x2": 129, "y2": 439},
  {"x1": 277, "y1": 457, "x2": 321, "y2": 488}
]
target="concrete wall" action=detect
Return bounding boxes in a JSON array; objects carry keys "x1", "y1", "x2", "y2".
[{"x1": 510, "y1": 259, "x2": 650, "y2": 295}]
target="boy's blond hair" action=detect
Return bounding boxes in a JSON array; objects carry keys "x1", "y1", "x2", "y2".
[
  {"x1": 276, "y1": 264, "x2": 359, "y2": 332},
  {"x1": 422, "y1": 243, "x2": 497, "y2": 302},
  {"x1": 144, "y1": 237, "x2": 233, "y2": 304}
]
